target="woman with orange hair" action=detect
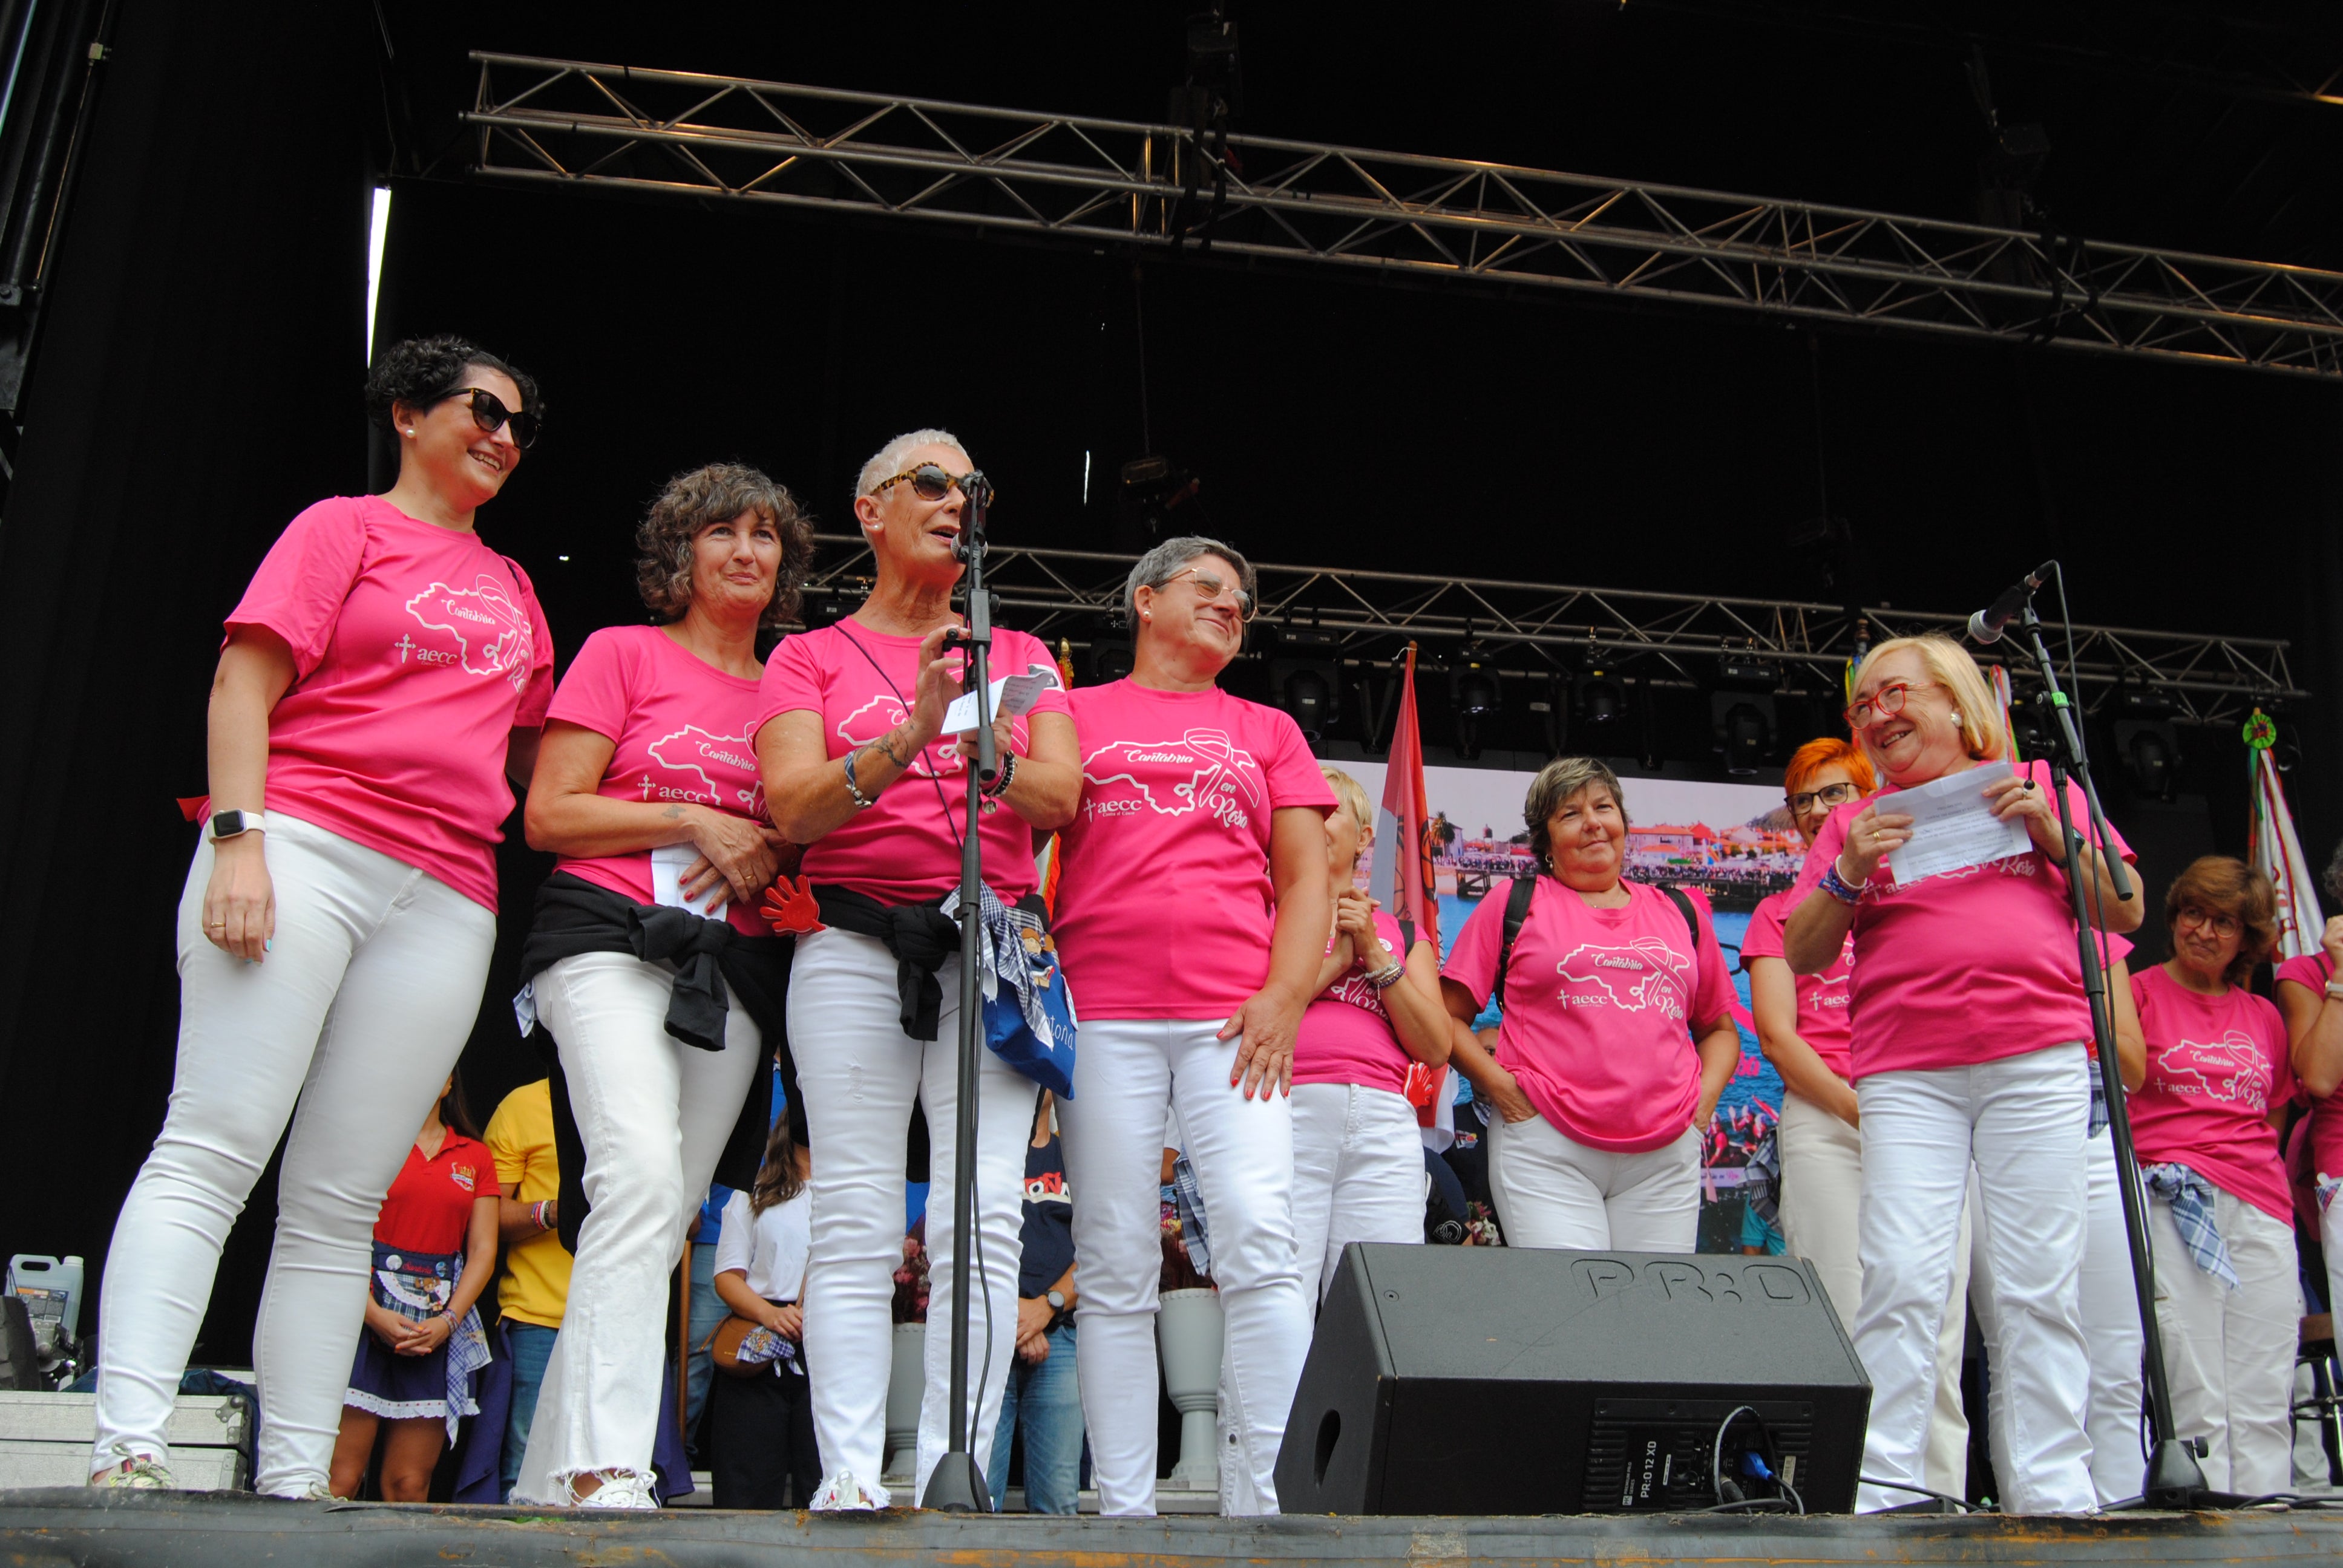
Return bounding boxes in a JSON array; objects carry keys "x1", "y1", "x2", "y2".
[{"x1": 1744, "y1": 739, "x2": 1970, "y2": 1500}]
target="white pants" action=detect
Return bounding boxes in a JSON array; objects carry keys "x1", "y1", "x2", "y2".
[
  {"x1": 512, "y1": 952, "x2": 764, "y2": 1501},
  {"x1": 1776, "y1": 1086, "x2": 1974, "y2": 1498},
  {"x1": 1487, "y1": 1115, "x2": 1700, "y2": 1252},
  {"x1": 1853, "y1": 1047, "x2": 2094, "y2": 1515},
  {"x1": 93, "y1": 814, "x2": 494, "y2": 1494},
  {"x1": 1290, "y1": 1082, "x2": 1424, "y2": 1305},
  {"x1": 787, "y1": 926, "x2": 1032, "y2": 1501},
  {"x1": 1971, "y1": 1125, "x2": 2144, "y2": 1504},
  {"x1": 2149, "y1": 1186, "x2": 2300, "y2": 1495},
  {"x1": 1058, "y1": 1017, "x2": 1309, "y2": 1516}
]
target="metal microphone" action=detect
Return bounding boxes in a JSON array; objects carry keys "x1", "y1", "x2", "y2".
[{"x1": 1965, "y1": 560, "x2": 2054, "y2": 644}]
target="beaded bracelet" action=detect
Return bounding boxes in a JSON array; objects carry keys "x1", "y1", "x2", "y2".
[
  {"x1": 1365, "y1": 960, "x2": 1406, "y2": 990},
  {"x1": 842, "y1": 746, "x2": 878, "y2": 809},
  {"x1": 1818, "y1": 855, "x2": 1863, "y2": 904},
  {"x1": 981, "y1": 751, "x2": 1019, "y2": 799}
]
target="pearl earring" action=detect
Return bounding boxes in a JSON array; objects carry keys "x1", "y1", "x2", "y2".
[{"x1": 404, "y1": 428, "x2": 415, "y2": 436}]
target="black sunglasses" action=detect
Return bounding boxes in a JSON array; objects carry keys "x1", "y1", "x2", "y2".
[
  {"x1": 441, "y1": 387, "x2": 542, "y2": 450},
  {"x1": 873, "y1": 463, "x2": 991, "y2": 504}
]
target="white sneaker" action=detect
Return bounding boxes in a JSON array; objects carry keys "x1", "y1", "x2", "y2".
[
  {"x1": 574, "y1": 1469, "x2": 660, "y2": 1511},
  {"x1": 89, "y1": 1454, "x2": 175, "y2": 1490},
  {"x1": 808, "y1": 1468, "x2": 891, "y2": 1512}
]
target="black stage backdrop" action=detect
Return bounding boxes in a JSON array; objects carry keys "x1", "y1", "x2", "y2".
[{"x1": 4, "y1": 2, "x2": 2343, "y2": 1361}]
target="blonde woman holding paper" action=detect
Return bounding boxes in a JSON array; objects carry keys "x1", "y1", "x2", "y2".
[
  {"x1": 1782, "y1": 633, "x2": 2141, "y2": 1515},
  {"x1": 510, "y1": 463, "x2": 813, "y2": 1508}
]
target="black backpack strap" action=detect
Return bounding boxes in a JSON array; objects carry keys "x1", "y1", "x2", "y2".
[
  {"x1": 1397, "y1": 916, "x2": 1416, "y2": 955},
  {"x1": 1490, "y1": 874, "x2": 1538, "y2": 1009},
  {"x1": 1657, "y1": 883, "x2": 1702, "y2": 953}
]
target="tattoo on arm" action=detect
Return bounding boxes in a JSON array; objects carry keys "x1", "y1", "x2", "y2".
[
  {"x1": 661, "y1": 805, "x2": 686, "y2": 822},
  {"x1": 873, "y1": 730, "x2": 911, "y2": 769}
]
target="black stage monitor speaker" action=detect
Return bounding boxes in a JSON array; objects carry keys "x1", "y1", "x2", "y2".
[{"x1": 1275, "y1": 1244, "x2": 1869, "y2": 1515}]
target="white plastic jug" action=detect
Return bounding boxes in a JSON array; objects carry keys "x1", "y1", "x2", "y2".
[{"x1": 7, "y1": 1254, "x2": 84, "y2": 1345}]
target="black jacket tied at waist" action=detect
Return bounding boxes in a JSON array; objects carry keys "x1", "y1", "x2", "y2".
[
  {"x1": 518, "y1": 871, "x2": 800, "y2": 1253},
  {"x1": 813, "y1": 884, "x2": 961, "y2": 1042}
]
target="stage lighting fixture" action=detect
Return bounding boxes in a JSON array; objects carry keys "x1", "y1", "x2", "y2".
[
  {"x1": 1090, "y1": 639, "x2": 1136, "y2": 684},
  {"x1": 1530, "y1": 673, "x2": 1567, "y2": 756},
  {"x1": 1115, "y1": 455, "x2": 1201, "y2": 546},
  {"x1": 1710, "y1": 693, "x2": 1777, "y2": 777},
  {"x1": 1271, "y1": 624, "x2": 1342, "y2": 745},
  {"x1": 2114, "y1": 717, "x2": 2183, "y2": 800},
  {"x1": 1574, "y1": 665, "x2": 1624, "y2": 728}
]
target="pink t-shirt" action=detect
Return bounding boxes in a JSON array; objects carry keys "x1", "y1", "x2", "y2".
[
  {"x1": 1790, "y1": 757, "x2": 2134, "y2": 1079},
  {"x1": 224, "y1": 495, "x2": 555, "y2": 911},
  {"x1": 2127, "y1": 963, "x2": 2299, "y2": 1224},
  {"x1": 1441, "y1": 878, "x2": 1736, "y2": 1154},
  {"x1": 2274, "y1": 952, "x2": 2343, "y2": 1181},
  {"x1": 1296, "y1": 909, "x2": 1419, "y2": 1094},
  {"x1": 1741, "y1": 885, "x2": 1854, "y2": 1080},
  {"x1": 545, "y1": 625, "x2": 772, "y2": 938},
  {"x1": 1050, "y1": 680, "x2": 1335, "y2": 1020},
  {"x1": 752, "y1": 621, "x2": 1068, "y2": 904}
]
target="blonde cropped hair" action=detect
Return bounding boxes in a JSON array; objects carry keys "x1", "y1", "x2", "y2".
[
  {"x1": 1850, "y1": 635, "x2": 2005, "y2": 765},
  {"x1": 1320, "y1": 766, "x2": 1372, "y2": 834}
]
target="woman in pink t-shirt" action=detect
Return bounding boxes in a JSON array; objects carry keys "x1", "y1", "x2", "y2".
[
  {"x1": 2273, "y1": 840, "x2": 2343, "y2": 1380},
  {"x1": 1438, "y1": 757, "x2": 1740, "y2": 1255},
  {"x1": 91, "y1": 336, "x2": 554, "y2": 1497},
  {"x1": 753, "y1": 430, "x2": 1080, "y2": 1511},
  {"x1": 1781, "y1": 633, "x2": 2142, "y2": 1515},
  {"x1": 506, "y1": 463, "x2": 813, "y2": 1510},
  {"x1": 1049, "y1": 536, "x2": 1334, "y2": 1517},
  {"x1": 1289, "y1": 766, "x2": 1455, "y2": 1305},
  {"x1": 2125, "y1": 857, "x2": 2298, "y2": 1495}
]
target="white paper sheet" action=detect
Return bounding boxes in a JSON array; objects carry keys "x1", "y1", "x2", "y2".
[
  {"x1": 652, "y1": 841, "x2": 729, "y2": 921},
  {"x1": 943, "y1": 662, "x2": 1064, "y2": 734},
  {"x1": 1885, "y1": 760, "x2": 2031, "y2": 884}
]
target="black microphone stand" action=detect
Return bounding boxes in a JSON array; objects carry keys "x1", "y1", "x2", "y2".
[
  {"x1": 2011, "y1": 586, "x2": 2228, "y2": 1510},
  {"x1": 920, "y1": 476, "x2": 998, "y2": 1512}
]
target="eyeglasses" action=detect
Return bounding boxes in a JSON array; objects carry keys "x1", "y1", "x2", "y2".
[
  {"x1": 1844, "y1": 679, "x2": 1945, "y2": 730},
  {"x1": 442, "y1": 387, "x2": 541, "y2": 449},
  {"x1": 1786, "y1": 782, "x2": 1860, "y2": 817},
  {"x1": 873, "y1": 463, "x2": 991, "y2": 504},
  {"x1": 2174, "y1": 905, "x2": 2242, "y2": 940},
  {"x1": 1159, "y1": 566, "x2": 1254, "y2": 621}
]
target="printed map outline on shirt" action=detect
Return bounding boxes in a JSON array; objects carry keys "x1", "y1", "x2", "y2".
[
  {"x1": 646, "y1": 722, "x2": 765, "y2": 815},
  {"x1": 403, "y1": 575, "x2": 537, "y2": 690},
  {"x1": 2152, "y1": 1030, "x2": 2272, "y2": 1111},
  {"x1": 836, "y1": 694, "x2": 964, "y2": 780},
  {"x1": 1081, "y1": 729, "x2": 1264, "y2": 824},
  {"x1": 1552, "y1": 936, "x2": 1692, "y2": 1018}
]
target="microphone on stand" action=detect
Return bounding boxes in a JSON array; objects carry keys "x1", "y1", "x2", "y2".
[{"x1": 1965, "y1": 560, "x2": 2054, "y2": 644}]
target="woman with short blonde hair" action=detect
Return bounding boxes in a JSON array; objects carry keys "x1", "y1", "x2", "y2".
[{"x1": 1782, "y1": 632, "x2": 2142, "y2": 1514}]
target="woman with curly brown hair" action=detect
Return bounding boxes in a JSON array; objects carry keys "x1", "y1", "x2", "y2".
[
  {"x1": 508, "y1": 462, "x2": 815, "y2": 1509},
  {"x1": 91, "y1": 334, "x2": 552, "y2": 1496}
]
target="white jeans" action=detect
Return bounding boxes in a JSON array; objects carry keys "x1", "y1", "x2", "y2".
[
  {"x1": 1290, "y1": 1082, "x2": 1424, "y2": 1305},
  {"x1": 512, "y1": 952, "x2": 763, "y2": 1501},
  {"x1": 1776, "y1": 1087, "x2": 1974, "y2": 1498},
  {"x1": 1853, "y1": 1047, "x2": 2094, "y2": 1515},
  {"x1": 787, "y1": 926, "x2": 1032, "y2": 1501},
  {"x1": 1971, "y1": 1125, "x2": 2144, "y2": 1504},
  {"x1": 2149, "y1": 1186, "x2": 2300, "y2": 1495},
  {"x1": 1058, "y1": 1017, "x2": 1309, "y2": 1516},
  {"x1": 93, "y1": 814, "x2": 494, "y2": 1494},
  {"x1": 1487, "y1": 1116, "x2": 1700, "y2": 1252}
]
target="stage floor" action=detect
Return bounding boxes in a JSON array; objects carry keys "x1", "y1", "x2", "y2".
[{"x1": 5, "y1": 1490, "x2": 2342, "y2": 1568}]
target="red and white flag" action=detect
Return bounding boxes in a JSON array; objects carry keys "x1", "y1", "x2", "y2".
[
  {"x1": 2248, "y1": 726, "x2": 2322, "y2": 961},
  {"x1": 1366, "y1": 644, "x2": 1452, "y2": 1147}
]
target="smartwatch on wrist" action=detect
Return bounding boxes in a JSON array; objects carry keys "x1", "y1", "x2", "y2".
[{"x1": 209, "y1": 809, "x2": 267, "y2": 842}]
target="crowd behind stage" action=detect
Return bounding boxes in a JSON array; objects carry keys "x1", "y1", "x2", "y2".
[{"x1": 76, "y1": 336, "x2": 2343, "y2": 1515}]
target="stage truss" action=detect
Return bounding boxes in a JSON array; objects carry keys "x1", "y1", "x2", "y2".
[
  {"x1": 796, "y1": 536, "x2": 2299, "y2": 728},
  {"x1": 465, "y1": 51, "x2": 2343, "y2": 379}
]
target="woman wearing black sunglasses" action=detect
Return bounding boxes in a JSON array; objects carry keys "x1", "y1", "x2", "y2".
[
  {"x1": 90, "y1": 335, "x2": 553, "y2": 1496},
  {"x1": 754, "y1": 428, "x2": 1082, "y2": 1511}
]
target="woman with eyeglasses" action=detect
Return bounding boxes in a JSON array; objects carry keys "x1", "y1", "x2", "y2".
[
  {"x1": 754, "y1": 429, "x2": 1081, "y2": 1511},
  {"x1": 506, "y1": 464, "x2": 814, "y2": 1510},
  {"x1": 1744, "y1": 739, "x2": 1970, "y2": 1497},
  {"x1": 1782, "y1": 634, "x2": 2141, "y2": 1515},
  {"x1": 2273, "y1": 838, "x2": 2343, "y2": 1382},
  {"x1": 1049, "y1": 535, "x2": 1335, "y2": 1516},
  {"x1": 90, "y1": 335, "x2": 554, "y2": 1495},
  {"x1": 2125, "y1": 857, "x2": 2299, "y2": 1495}
]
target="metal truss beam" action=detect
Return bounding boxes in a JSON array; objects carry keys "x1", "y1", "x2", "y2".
[
  {"x1": 796, "y1": 537, "x2": 2301, "y2": 728},
  {"x1": 467, "y1": 51, "x2": 2343, "y2": 379}
]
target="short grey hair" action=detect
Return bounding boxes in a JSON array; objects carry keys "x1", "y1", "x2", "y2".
[
  {"x1": 1122, "y1": 534, "x2": 1256, "y2": 621},
  {"x1": 1524, "y1": 756, "x2": 1629, "y2": 868},
  {"x1": 854, "y1": 428, "x2": 969, "y2": 503}
]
